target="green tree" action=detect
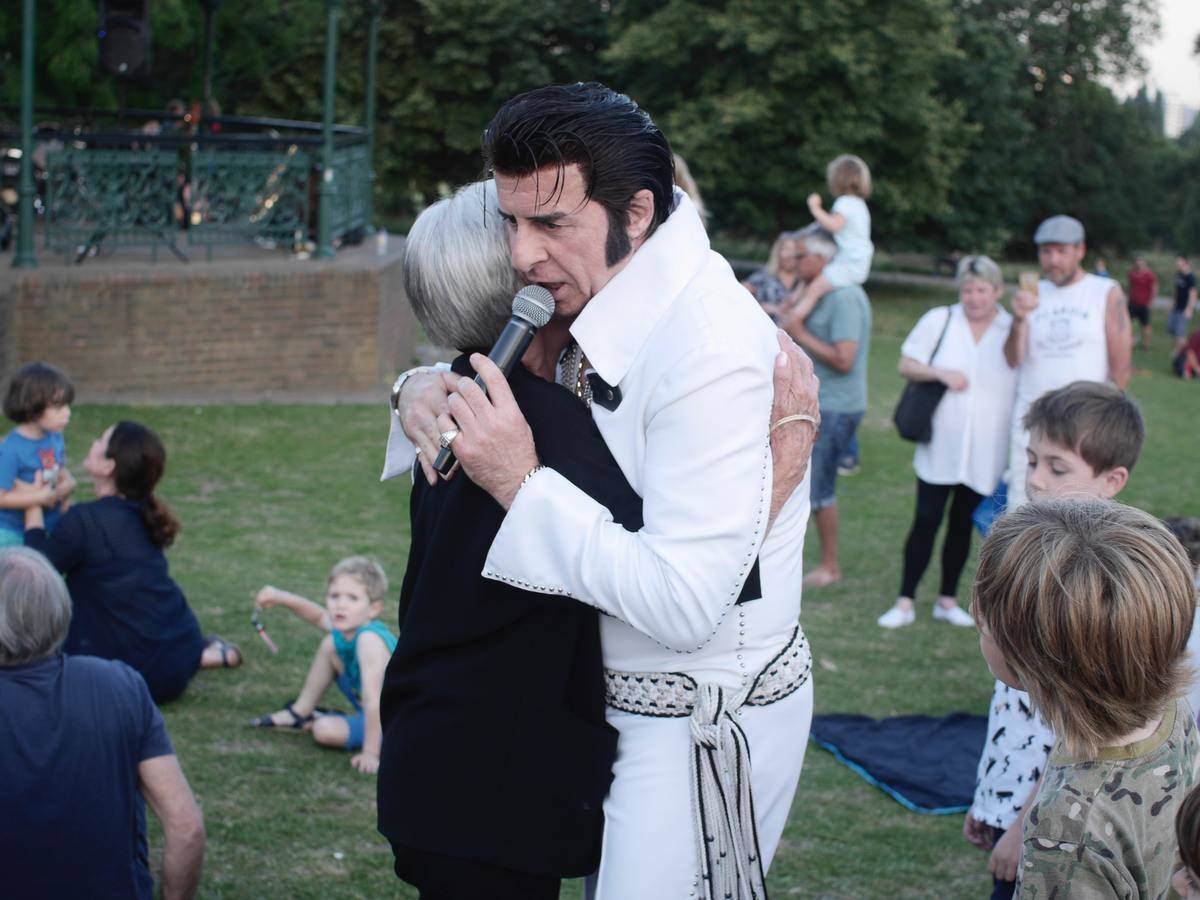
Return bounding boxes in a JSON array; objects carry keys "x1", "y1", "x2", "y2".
[{"x1": 604, "y1": 0, "x2": 968, "y2": 245}]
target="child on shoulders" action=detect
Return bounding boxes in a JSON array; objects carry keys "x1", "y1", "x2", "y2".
[
  {"x1": 251, "y1": 556, "x2": 396, "y2": 774},
  {"x1": 964, "y1": 380, "x2": 1145, "y2": 899},
  {"x1": 785, "y1": 154, "x2": 874, "y2": 322},
  {"x1": 972, "y1": 499, "x2": 1198, "y2": 899},
  {"x1": 0, "y1": 363, "x2": 77, "y2": 546}
]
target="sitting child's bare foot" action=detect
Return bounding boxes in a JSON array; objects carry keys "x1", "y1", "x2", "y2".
[{"x1": 803, "y1": 566, "x2": 841, "y2": 588}]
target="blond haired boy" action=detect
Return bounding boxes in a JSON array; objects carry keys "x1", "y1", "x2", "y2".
[{"x1": 973, "y1": 500, "x2": 1198, "y2": 898}]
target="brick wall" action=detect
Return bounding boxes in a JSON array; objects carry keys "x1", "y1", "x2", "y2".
[{"x1": 0, "y1": 241, "x2": 419, "y2": 403}]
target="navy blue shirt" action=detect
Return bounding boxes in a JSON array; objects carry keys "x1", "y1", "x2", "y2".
[
  {"x1": 26, "y1": 496, "x2": 207, "y2": 702},
  {"x1": 0, "y1": 654, "x2": 173, "y2": 899}
]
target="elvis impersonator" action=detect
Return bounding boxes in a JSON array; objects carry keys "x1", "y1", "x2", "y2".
[{"x1": 385, "y1": 82, "x2": 820, "y2": 899}]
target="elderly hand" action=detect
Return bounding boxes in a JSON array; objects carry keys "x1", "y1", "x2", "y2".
[
  {"x1": 437, "y1": 354, "x2": 539, "y2": 510},
  {"x1": 1012, "y1": 290, "x2": 1039, "y2": 320},
  {"x1": 396, "y1": 370, "x2": 470, "y2": 485},
  {"x1": 768, "y1": 331, "x2": 820, "y2": 526}
]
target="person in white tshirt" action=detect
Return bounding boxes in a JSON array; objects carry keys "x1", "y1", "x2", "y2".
[
  {"x1": 877, "y1": 256, "x2": 1016, "y2": 629},
  {"x1": 1003, "y1": 215, "x2": 1132, "y2": 507}
]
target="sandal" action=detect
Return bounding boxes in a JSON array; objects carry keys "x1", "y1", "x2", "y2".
[
  {"x1": 250, "y1": 701, "x2": 313, "y2": 730},
  {"x1": 206, "y1": 634, "x2": 243, "y2": 668}
]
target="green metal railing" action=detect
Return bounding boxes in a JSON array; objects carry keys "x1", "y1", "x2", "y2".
[
  {"x1": 45, "y1": 148, "x2": 179, "y2": 262},
  {"x1": 189, "y1": 145, "x2": 313, "y2": 260}
]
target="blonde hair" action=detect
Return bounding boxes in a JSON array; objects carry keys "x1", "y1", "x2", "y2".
[
  {"x1": 826, "y1": 154, "x2": 872, "y2": 199},
  {"x1": 328, "y1": 556, "x2": 389, "y2": 605},
  {"x1": 672, "y1": 153, "x2": 708, "y2": 224},
  {"x1": 972, "y1": 500, "x2": 1195, "y2": 757},
  {"x1": 765, "y1": 231, "x2": 798, "y2": 277},
  {"x1": 955, "y1": 255, "x2": 1004, "y2": 290}
]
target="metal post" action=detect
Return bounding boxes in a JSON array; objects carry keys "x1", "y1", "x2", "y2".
[
  {"x1": 363, "y1": 1, "x2": 381, "y2": 234},
  {"x1": 13, "y1": 0, "x2": 38, "y2": 268},
  {"x1": 315, "y1": 0, "x2": 342, "y2": 259}
]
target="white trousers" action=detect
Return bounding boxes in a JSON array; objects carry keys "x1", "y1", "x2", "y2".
[{"x1": 585, "y1": 677, "x2": 814, "y2": 900}]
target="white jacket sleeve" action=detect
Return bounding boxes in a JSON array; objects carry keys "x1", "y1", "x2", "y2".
[{"x1": 482, "y1": 348, "x2": 772, "y2": 652}]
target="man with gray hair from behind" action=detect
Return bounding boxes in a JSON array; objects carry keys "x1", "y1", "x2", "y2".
[
  {"x1": 779, "y1": 223, "x2": 872, "y2": 589},
  {"x1": 0, "y1": 546, "x2": 205, "y2": 899}
]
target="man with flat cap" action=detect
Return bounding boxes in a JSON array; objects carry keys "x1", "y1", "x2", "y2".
[{"x1": 1003, "y1": 215, "x2": 1133, "y2": 506}]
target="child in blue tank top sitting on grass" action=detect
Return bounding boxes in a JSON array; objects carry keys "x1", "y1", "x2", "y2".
[{"x1": 251, "y1": 556, "x2": 396, "y2": 774}]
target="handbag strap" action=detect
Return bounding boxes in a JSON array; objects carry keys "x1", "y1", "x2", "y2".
[{"x1": 927, "y1": 306, "x2": 953, "y2": 365}]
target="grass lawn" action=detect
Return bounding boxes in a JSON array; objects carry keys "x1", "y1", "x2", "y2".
[{"x1": 70, "y1": 281, "x2": 1198, "y2": 898}]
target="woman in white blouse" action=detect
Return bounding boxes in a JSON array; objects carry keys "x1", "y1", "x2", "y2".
[{"x1": 878, "y1": 256, "x2": 1017, "y2": 629}]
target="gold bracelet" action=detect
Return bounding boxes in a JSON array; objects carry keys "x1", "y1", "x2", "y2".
[{"x1": 770, "y1": 413, "x2": 819, "y2": 434}]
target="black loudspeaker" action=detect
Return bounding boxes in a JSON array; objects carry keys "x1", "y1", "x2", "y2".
[{"x1": 99, "y1": 0, "x2": 152, "y2": 78}]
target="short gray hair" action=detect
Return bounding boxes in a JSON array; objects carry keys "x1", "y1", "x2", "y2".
[
  {"x1": 956, "y1": 254, "x2": 1004, "y2": 290},
  {"x1": 796, "y1": 223, "x2": 837, "y2": 261},
  {"x1": 0, "y1": 547, "x2": 71, "y2": 666},
  {"x1": 403, "y1": 180, "x2": 522, "y2": 351}
]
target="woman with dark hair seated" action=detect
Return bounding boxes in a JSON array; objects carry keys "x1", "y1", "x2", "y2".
[{"x1": 22, "y1": 420, "x2": 240, "y2": 703}]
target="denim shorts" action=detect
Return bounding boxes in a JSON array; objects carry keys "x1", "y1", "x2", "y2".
[
  {"x1": 810, "y1": 409, "x2": 863, "y2": 510},
  {"x1": 334, "y1": 671, "x2": 366, "y2": 750},
  {"x1": 1169, "y1": 309, "x2": 1190, "y2": 338}
]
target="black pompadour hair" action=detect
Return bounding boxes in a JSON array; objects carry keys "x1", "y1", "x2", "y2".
[{"x1": 482, "y1": 82, "x2": 676, "y2": 266}]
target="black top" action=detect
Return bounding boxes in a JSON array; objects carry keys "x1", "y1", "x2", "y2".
[
  {"x1": 26, "y1": 497, "x2": 207, "y2": 703},
  {"x1": 1177, "y1": 270, "x2": 1197, "y2": 311},
  {"x1": 377, "y1": 359, "x2": 644, "y2": 879},
  {"x1": 0, "y1": 654, "x2": 173, "y2": 899}
]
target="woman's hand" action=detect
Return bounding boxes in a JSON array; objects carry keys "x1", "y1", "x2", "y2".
[
  {"x1": 54, "y1": 468, "x2": 77, "y2": 503},
  {"x1": 11, "y1": 473, "x2": 55, "y2": 509},
  {"x1": 937, "y1": 368, "x2": 969, "y2": 391},
  {"x1": 987, "y1": 824, "x2": 1023, "y2": 882},
  {"x1": 350, "y1": 753, "x2": 380, "y2": 775}
]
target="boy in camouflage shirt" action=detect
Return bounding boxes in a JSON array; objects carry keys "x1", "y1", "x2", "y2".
[{"x1": 972, "y1": 500, "x2": 1199, "y2": 899}]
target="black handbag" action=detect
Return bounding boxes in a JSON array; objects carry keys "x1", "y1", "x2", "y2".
[{"x1": 893, "y1": 307, "x2": 953, "y2": 443}]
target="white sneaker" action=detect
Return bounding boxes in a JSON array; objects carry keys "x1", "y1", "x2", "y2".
[
  {"x1": 933, "y1": 603, "x2": 975, "y2": 628},
  {"x1": 877, "y1": 604, "x2": 916, "y2": 629}
]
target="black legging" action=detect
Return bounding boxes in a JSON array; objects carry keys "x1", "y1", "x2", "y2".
[{"x1": 899, "y1": 478, "x2": 984, "y2": 600}]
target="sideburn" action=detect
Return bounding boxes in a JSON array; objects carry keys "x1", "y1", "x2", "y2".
[{"x1": 604, "y1": 206, "x2": 632, "y2": 267}]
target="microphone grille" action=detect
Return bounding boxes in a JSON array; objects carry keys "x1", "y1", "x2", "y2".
[{"x1": 512, "y1": 285, "x2": 555, "y2": 328}]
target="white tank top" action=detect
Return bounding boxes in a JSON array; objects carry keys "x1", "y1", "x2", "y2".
[{"x1": 1017, "y1": 272, "x2": 1113, "y2": 407}]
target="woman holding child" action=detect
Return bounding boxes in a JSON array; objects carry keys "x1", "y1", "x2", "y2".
[
  {"x1": 22, "y1": 421, "x2": 241, "y2": 702},
  {"x1": 878, "y1": 255, "x2": 1016, "y2": 629}
]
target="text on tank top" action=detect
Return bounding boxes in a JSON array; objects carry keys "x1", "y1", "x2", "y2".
[{"x1": 1018, "y1": 272, "x2": 1112, "y2": 405}]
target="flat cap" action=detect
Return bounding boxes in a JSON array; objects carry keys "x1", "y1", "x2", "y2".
[{"x1": 1033, "y1": 215, "x2": 1085, "y2": 245}]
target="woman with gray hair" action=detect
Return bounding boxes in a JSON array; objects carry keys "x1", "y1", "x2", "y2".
[
  {"x1": 0, "y1": 546, "x2": 205, "y2": 899},
  {"x1": 377, "y1": 180, "x2": 640, "y2": 898},
  {"x1": 878, "y1": 255, "x2": 1017, "y2": 629}
]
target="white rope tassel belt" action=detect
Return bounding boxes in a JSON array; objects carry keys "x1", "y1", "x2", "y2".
[{"x1": 604, "y1": 627, "x2": 812, "y2": 900}]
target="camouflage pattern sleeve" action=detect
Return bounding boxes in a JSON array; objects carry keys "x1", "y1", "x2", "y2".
[{"x1": 1016, "y1": 837, "x2": 1135, "y2": 898}]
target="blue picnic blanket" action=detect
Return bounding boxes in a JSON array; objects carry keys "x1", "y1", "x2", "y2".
[{"x1": 809, "y1": 712, "x2": 987, "y2": 814}]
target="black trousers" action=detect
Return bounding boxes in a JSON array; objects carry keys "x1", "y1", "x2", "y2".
[
  {"x1": 899, "y1": 478, "x2": 984, "y2": 600},
  {"x1": 392, "y1": 843, "x2": 562, "y2": 900}
]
